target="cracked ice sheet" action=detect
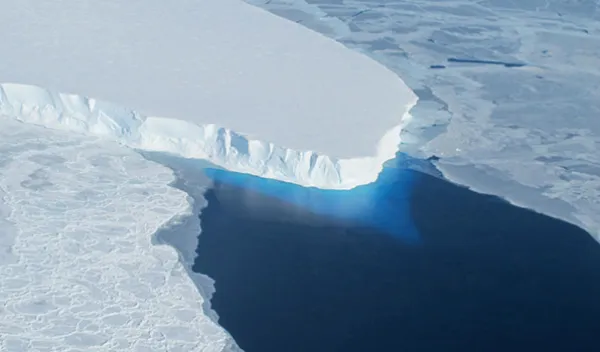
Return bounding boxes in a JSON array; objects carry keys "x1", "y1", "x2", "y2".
[
  {"x1": 0, "y1": 118, "x2": 239, "y2": 352},
  {"x1": 247, "y1": 0, "x2": 600, "y2": 239}
]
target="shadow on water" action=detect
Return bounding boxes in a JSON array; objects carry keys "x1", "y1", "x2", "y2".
[{"x1": 193, "y1": 154, "x2": 600, "y2": 352}]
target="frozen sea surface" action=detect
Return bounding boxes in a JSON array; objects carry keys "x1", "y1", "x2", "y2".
[
  {"x1": 0, "y1": 118, "x2": 239, "y2": 352},
  {"x1": 246, "y1": 0, "x2": 600, "y2": 238}
]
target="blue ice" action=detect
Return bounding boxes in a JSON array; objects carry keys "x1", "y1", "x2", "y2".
[{"x1": 204, "y1": 155, "x2": 421, "y2": 244}]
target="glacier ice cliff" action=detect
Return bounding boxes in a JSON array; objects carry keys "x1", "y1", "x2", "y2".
[{"x1": 0, "y1": 83, "x2": 415, "y2": 189}]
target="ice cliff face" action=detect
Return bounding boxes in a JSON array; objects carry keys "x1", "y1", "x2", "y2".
[{"x1": 0, "y1": 83, "x2": 415, "y2": 189}]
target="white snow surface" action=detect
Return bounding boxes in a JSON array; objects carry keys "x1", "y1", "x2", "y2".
[
  {"x1": 0, "y1": 117, "x2": 240, "y2": 352},
  {"x1": 247, "y1": 0, "x2": 600, "y2": 239},
  {"x1": 0, "y1": 0, "x2": 417, "y2": 189}
]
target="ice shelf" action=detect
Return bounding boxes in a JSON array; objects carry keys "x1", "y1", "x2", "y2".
[{"x1": 0, "y1": 0, "x2": 417, "y2": 189}]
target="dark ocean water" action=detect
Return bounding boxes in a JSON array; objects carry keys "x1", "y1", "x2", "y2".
[{"x1": 193, "y1": 157, "x2": 600, "y2": 352}]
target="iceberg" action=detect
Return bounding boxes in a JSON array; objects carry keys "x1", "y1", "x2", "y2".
[{"x1": 0, "y1": 0, "x2": 416, "y2": 189}]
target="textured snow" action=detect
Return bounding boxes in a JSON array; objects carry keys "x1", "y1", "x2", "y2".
[
  {"x1": 247, "y1": 0, "x2": 600, "y2": 239},
  {"x1": 0, "y1": 118, "x2": 240, "y2": 352},
  {"x1": 0, "y1": 0, "x2": 416, "y2": 189}
]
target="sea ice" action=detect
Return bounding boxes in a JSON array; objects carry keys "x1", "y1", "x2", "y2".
[{"x1": 0, "y1": 118, "x2": 240, "y2": 352}]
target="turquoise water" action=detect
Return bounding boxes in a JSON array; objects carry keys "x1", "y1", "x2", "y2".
[{"x1": 204, "y1": 156, "x2": 420, "y2": 243}]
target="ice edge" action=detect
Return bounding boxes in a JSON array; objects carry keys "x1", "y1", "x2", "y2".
[
  {"x1": 0, "y1": 82, "x2": 416, "y2": 189},
  {"x1": 150, "y1": 190, "x2": 242, "y2": 352}
]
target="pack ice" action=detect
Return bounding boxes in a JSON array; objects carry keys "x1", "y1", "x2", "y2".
[{"x1": 0, "y1": 0, "x2": 416, "y2": 189}]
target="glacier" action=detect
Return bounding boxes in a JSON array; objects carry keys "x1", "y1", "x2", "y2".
[
  {"x1": 0, "y1": 0, "x2": 416, "y2": 189},
  {"x1": 3, "y1": 0, "x2": 598, "y2": 350}
]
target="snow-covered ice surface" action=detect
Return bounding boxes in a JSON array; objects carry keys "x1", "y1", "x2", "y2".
[
  {"x1": 0, "y1": 0, "x2": 417, "y2": 189},
  {"x1": 246, "y1": 0, "x2": 600, "y2": 239},
  {"x1": 0, "y1": 117, "x2": 240, "y2": 352}
]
